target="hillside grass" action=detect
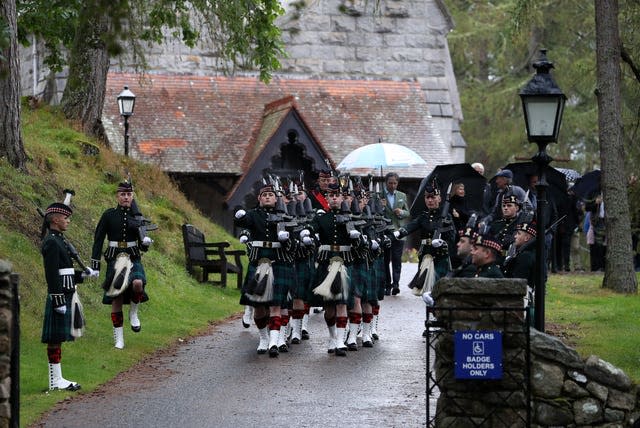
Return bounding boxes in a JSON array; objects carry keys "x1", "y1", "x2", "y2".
[{"x1": 0, "y1": 103, "x2": 245, "y2": 426}]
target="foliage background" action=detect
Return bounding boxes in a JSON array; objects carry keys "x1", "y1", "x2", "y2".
[{"x1": 443, "y1": 0, "x2": 640, "y2": 240}]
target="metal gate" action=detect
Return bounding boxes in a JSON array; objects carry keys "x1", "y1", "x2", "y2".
[{"x1": 425, "y1": 306, "x2": 532, "y2": 427}]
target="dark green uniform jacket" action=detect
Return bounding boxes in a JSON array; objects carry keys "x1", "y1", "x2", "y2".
[{"x1": 41, "y1": 231, "x2": 84, "y2": 343}]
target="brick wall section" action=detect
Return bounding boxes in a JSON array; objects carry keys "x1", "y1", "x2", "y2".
[{"x1": 431, "y1": 278, "x2": 640, "y2": 426}]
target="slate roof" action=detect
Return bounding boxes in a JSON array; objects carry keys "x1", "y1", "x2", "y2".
[{"x1": 103, "y1": 73, "x2": 451, "y2": 179}]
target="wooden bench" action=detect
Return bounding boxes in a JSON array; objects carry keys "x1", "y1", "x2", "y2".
[{"x1": 181, "y1": 224, "x2": 244, "y2": 288}]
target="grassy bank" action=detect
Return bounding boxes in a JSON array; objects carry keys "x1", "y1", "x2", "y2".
[
  {"x1": 546, "y1": 272, "x2": 640, "y2": 381},
  {"x1": 0, "y1": 104, "x2": 244, "y2": 426}
]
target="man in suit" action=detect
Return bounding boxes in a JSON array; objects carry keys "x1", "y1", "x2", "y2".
[{"x1": 381, "y1": 172, "x2": 410, "y2": 295}]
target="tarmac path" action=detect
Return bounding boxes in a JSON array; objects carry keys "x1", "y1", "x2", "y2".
[{"x1": 33, "y1": 263, "x2": 429, "y2": 428}]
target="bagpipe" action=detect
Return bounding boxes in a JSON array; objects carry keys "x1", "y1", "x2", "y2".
[{"x1": 125, "y1": 172, "x2": 158, "y2": 243}]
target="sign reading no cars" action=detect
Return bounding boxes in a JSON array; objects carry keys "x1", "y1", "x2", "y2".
[{"x1": 454, "y1": 330, "x2": 503, "y2": 380}]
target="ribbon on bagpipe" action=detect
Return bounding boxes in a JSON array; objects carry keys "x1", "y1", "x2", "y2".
[
  {"x1": 313, "y1": 256, "x2": 349, "y2": 300},
  {"x1": 245, "y1": 258, "x2": 274, "y2": 303},
  {"x1": 409, "y1": 254, "x2": 436, "y2": 296}
]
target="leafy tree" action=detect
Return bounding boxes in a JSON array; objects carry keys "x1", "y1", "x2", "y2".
[
  {"x1": 18, "y1": 0, "x2": 286, "y2": 138},
  {"x1": 0, "y1": 0, "x2": 27, "y2": 170}
]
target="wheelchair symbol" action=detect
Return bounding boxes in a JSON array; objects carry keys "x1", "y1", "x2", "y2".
[{"x1": 472, "y1": 341, "x2": 484, "y2": 355}]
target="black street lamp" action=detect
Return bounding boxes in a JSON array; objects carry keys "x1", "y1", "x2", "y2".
[
  {"x1": 117, "y1": 86, "x2": 136, "y2": 157},
  {"x1": 519, "y1": 49, "x2": 566, "y2": 332}
]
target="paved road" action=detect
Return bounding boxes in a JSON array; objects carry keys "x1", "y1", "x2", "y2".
[{"x1": 34, "y1": 263, "x2": 428, "y2": 428}]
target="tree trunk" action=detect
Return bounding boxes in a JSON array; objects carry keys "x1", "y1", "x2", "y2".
[
  {"x1": 0, "y1": 0, "x2": 27, "y2": 170},
  {"x1": 594, "y1": 0, "x2": 638, "y2": 293},
  {"x1": 60, "y1": 4, "x2": 110, "y2": 141}
]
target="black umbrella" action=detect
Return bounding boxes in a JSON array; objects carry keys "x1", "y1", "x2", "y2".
[
  {"x1": 497, "y1": 162, "x2": 569, "y2": 220},
  {"x1": 410, "y1": 163, "x2": 487, "y2": 217},
  {"x1": 571, "y1": 170, "x2": 601, "y2": 200}
]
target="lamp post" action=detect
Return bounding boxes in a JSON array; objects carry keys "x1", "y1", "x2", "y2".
[
  {"x1": 117, "y1": 86, "x2": 136, "y2": 157},
  {"x1": 519, "y1": 49, "x2": 566, "y2": 332}
]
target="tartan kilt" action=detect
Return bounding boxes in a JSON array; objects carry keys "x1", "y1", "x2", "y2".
[
  {"x1": 347, "y1": 259, "x2": 368, "y2": 309},
  {"x1": 240, "y1": 261, "x2": 295, "y2": 307},
  {"x1": 373, "y1": 257, "x2": 387, "y2": 301},
  {"x1": 292, "y1": 257, "x2": 315, "y2": 301},
  {"x1": 102, "y1": 259, "x2": 149, "y2": 305},
  {"x1": 307, "y1": 261, "x2": 350, "y2": 307},
  {"x1": 41, "y1": 293, "x2": 75, "y2": 344}
]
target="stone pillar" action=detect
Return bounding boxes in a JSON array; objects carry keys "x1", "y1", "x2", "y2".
[
  {"x1": 429, "y1": 277, "x2": 529, "y2": 427},
  {"x1": 0, "y1": 260, "x2": 14, "y2": 428}
]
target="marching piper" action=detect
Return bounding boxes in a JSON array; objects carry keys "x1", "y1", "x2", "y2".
[
  {"x1": 91, "y1": 181, "x2": 153, "y2": 349},
  {"x1": 394, "y1": 182, "x2": 455, "y2": 295},
  {"x1": 305, "y1": 182, "x2": 363, "y2": 356},
  {"x1": 235, "y1": 182, "x2": 297, "y2": 357}
]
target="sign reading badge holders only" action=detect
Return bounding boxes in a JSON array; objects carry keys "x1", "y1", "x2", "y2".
[{"x1": 454, "y1": 330, "x2": 503, "y2": 379}]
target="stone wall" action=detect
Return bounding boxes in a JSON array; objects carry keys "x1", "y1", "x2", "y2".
[
  {"x1": 0, "y1": 261, "x2": 14, "y2": 428},
  {"x1": 430, "y1": 278, "x2": 640, "y2": 427}
]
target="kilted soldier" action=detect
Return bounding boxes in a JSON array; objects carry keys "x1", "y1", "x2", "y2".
[
  {"x1": 41, "y1": 198, "x2": 98, "y2": 391},
  {"x1": 394, "y1": 183, "x2": 456, "y2": 295},
  {"x1": 309, "y1": 169, "x2": 337, "y2": 212},
  {"x1": 343, "y1": 185, "x2": 373, "y2": 351},
  {"x1": 354, "y1": 188, "x2": 381, "y2": 348},
  {"x1": 235, "y1": 184, "x2": 296, "y2": 357},
  {"x1": 290, "y1": 188, "x2": 316, "y2": 345},
  {"x1": 91, "y1": 182, "x2": 153, "y2": 349},
  {"x1": 305, "y1": 182, "x2": 363, "y2": 356},
  {"x1": 467, "y1": 234, "x2": 505, "y2": 278},
  {"x1": 450, "y1": 225, "x2": 478, "y2": 278},
  {"x1": 503, "y1": 220, "x2": 537, "y2": 287},
  {"x1": 488, "y1": 194, "x2": 521, "y2": 255}
]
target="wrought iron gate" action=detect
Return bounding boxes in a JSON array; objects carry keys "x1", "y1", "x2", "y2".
[{"x1": 425, "y1": 306, "x2": 532, "y2": 427}]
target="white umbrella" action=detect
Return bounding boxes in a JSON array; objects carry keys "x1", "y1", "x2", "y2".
[{"x1": 337, "y1": 143, "x2": 427, "y2": 174}]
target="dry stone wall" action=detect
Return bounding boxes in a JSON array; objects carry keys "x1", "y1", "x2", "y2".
[
  {"x1": 431, "y1": 278, "x2": 640, "y2": 427},
  {"x1": 0, "y1": 261, "x2": 14, "y2": 428}
]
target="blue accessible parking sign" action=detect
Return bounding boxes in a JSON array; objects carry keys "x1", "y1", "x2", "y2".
[{"x1": 454, "y1": 330, "x2": 503, "y2": 379}]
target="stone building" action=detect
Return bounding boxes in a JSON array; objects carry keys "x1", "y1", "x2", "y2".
[{"x1": 19, "y1": 0, "x2": 466, "y2": 230}]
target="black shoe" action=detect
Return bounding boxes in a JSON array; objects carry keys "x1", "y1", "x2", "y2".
[
  {"x1": 391, "y1": 287, "x2": 400, "y2": 295},
  {"x1": 384, "y1": 288, "x2": 391, "y2": 296},
  {"x1": 301, "y1": 330, "x2": 310, "y2": 340},
  {"x1": 335, "y1": 347, "x2": 347, "y2": 357},
  {"x1": 422, "y1": 329, "x2": 428, "y2": 337},
  {"x1": 347, "y1": 342, "x2": 358, "y2": 351},
  {"x1": 328, "y1": 347, "x2": 335, "y2": 354},
  {"x1": 269, "y1": 346, "x2": 279, "y2": 358},
  {"x1": 372, "y1": 333, "x2": 379, "y2": 341},
  {"x1": 278, "y1": 344, "x2": 288, "y2": 353},
  {"x1": 131, "y1": 326, "x2": 141, "y2": 333},
  {"x1": 362, "y1": 340, "x2": 373, "y2": 348},
  {"x1": 291, "y1": 337, "x2": 300, "y2": 345},
  {"x1": 257, "y1": 348, "x2": 267, "y2": 355}
]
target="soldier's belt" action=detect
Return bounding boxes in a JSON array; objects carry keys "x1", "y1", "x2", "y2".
[
  {"x1": 108, "y1": 241, "x2": 137, "y2": 248},
  {"x1": 250, "y1": 241, "x2": 281, "y2": 248},
  {"x1": 319, "y1": 244, "x2": 351, "y2": 252},
  {"x1": 58, "y1": 268, "x2": 74, "y2": 275}
]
